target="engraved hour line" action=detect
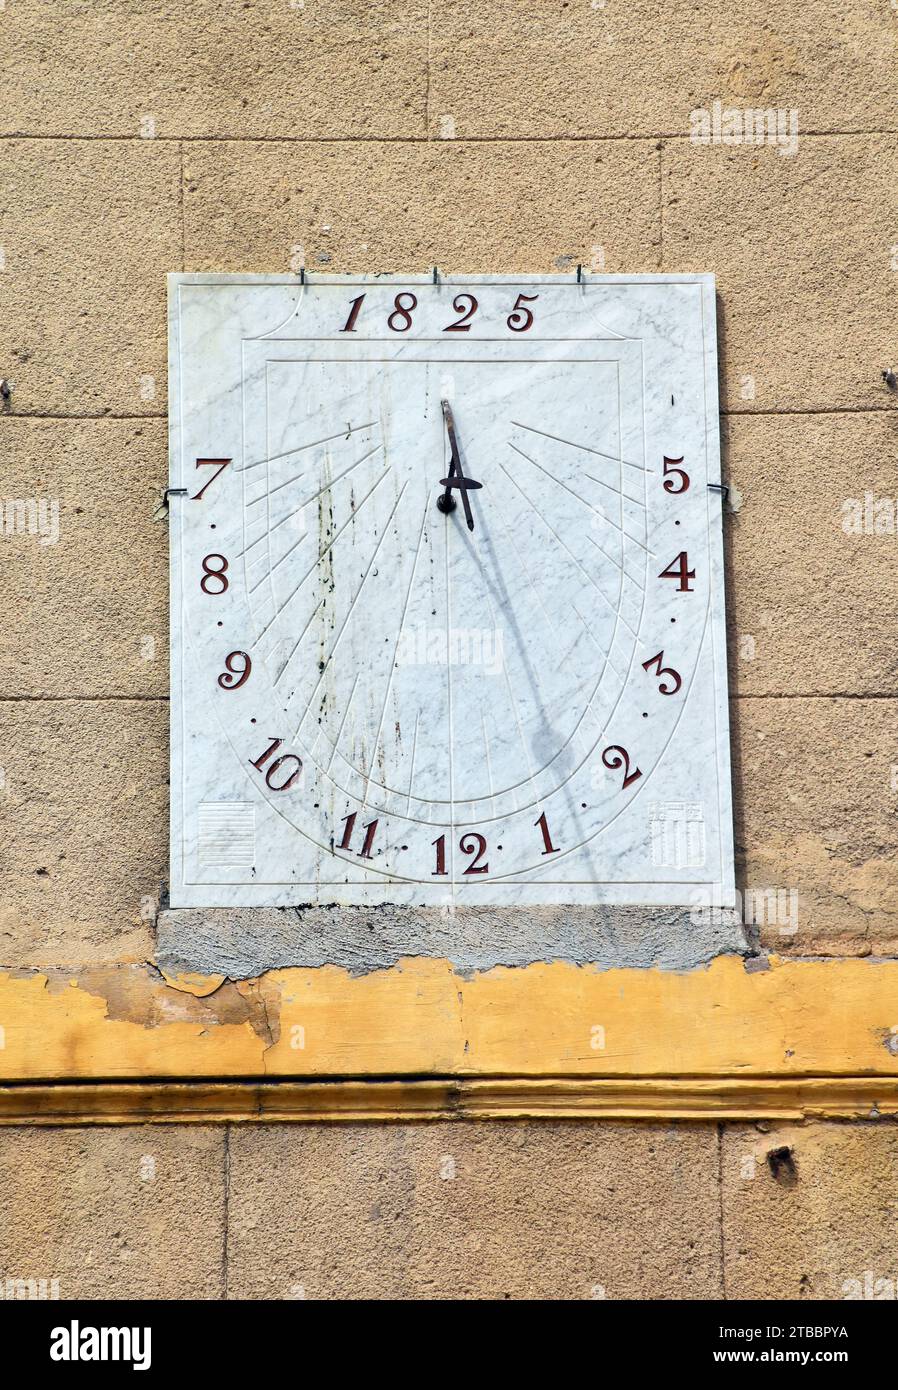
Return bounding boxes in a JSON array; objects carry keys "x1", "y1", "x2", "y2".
[
  {"x1": 480, "y1": 712, "x2": 496, "y2": 820},
  {"x1": 492, "y1": 502, "x2": 574, "y2": 715},
  {"x1": 249, "y1": 469, "x2": 389, "y2": 647},
  {"x1": 404, "y1": 711, "x2": 420, "y2": 815},
  {"x1": 359, "y1": 503, "x2": 430, "y2": 811},
  {"x1": 444, "y1": 470, "x2": 455, "y2": 888},
  {"x1": 508, "y1": 443, "x2": 653, "y2": 557},
  {"x1": 483, "y1": 587, "x2": 540, "y2": 818},
  {"x1": 239, "y1": 442, "x2": 383, "y2": 563},
  {"x1": 241, "y1": 504, "x2": 305, "y2": 562},
  {"x1": 511, "y1": 428, "x2": 644, "y2": 508},
  {"x1": 587, "y1": 532, "x2": 645, "y2": 589},
  {"x1": 247, "y1": 529, "x2": 306, "y2": 594},
  {"x1": 294, "y1": 482, "x2": 409, "y2": 742},
  {"x1": 244, "y1": 441, "x2": 383, "y2": 509},
  {"x1": 500, "y1": 463, "x2": 642, "y2": 642},
  {"x1": 236, "y1": 420, "x2": 377, "y2": 472},
  {"x1": 510, "y1": 474, "x2": 638, "y2": 588},
  {"x1": 510, "y1": 420, "x2": 653, "y2": 474},
  {"x1": 272, "y1": 596, "x2": 327, "y2": 683},
  {"x1": 249, "y1": 465, "x2": 390, "y2": 597},
  {"x1": 571, "y1": 596, "x2": 625, "y2": 683},
  {"x1": 327, "y1": 671, "x2": 361, "y2": 774}
]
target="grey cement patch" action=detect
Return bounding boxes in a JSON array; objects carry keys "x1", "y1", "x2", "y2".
[{"x1": 155, "y1": 904, "x2": 749, "y2": 980}]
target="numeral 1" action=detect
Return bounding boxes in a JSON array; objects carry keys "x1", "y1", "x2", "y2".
[
  {"x1": 341, "y1": 294, "x2": 365, "y2": 333},
  {"x1": 535, "y1": 812, "x2": 559, "y2": 855},
  {"x1": 338, "y1": 811, "x2": 378, "y2": 858}
]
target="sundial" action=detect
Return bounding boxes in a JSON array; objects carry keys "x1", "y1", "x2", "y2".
[{"x1": 168, "y1": 273, "x2": 733, "y2": 908}]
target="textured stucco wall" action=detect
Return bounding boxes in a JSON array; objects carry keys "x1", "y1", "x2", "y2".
[{"x1": 1, "y1": 0, "x2": 896, "y2": 1298}]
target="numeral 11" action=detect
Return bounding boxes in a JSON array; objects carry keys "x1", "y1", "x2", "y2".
[{"x1": 338, "y1": 811, "x2": 378, "y2": 858}]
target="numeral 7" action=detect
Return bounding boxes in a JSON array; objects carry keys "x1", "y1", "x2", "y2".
[{"x1": 192, "y1": 457, "x2": 231, "y2": 500}]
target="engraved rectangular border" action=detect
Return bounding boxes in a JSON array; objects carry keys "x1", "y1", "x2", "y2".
[{"x1": 168, "y1": 272, "x2": 734, "y2": 907}]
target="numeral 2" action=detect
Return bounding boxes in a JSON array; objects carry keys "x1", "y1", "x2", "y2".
[
  {"x1": 443, "y1": 293, "x2": 478, "y2": 331},
  {"x1": 602, "y1": 745, "x2": 642, "y2": 789}
]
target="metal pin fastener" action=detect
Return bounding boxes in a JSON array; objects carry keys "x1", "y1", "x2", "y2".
[{"x1": 707, "y1": 482, "x2": 730, "y2": 499}]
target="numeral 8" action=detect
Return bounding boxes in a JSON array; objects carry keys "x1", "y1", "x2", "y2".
[
  {"x1": 388, "y1": 292, "x2": 418, "y2": 332},
  {"x1": 200, "y1": 554, "x2": 229, "y2": 594}
]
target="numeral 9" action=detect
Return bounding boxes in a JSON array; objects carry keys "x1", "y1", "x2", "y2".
[{"x1": 218, "y1": 651, "x2": 251, "y2": 690}]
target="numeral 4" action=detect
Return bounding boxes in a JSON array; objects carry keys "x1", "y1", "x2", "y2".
[{"x1": 658, "y1": 551, "x2": 695, "y2": 592}]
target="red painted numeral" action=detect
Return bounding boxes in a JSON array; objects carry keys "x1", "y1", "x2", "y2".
[
  {"x1": 217, "y1": 651, "x2": 251, "y2": 690},
  {"x1": 658, "y1": 551, "x2": 695, "y2": 592},
  {"x1": 443, "y1": 293, "x2": 478, "y2": 332},
  {"x1": 602, "y1": 745, "x2": 642, "y2": 790},
  {"x1": 535, "y1": 811, "x2": 559, "y2": 855},
  {"x1": 338, "y1": 811, "x2": 378, "y2": 858},
  {"x1": 506, "y1": 292, "x2": 538, "y2": 332},
  {"x1": 192, "y1": 458, "x2": 231, "y2": 500},
  {"x1": 641, "y1": 651, "x2": 682, "y2": 696},
  {"x1": 341, "y1": 294, "x2": 365, "y2": 332},
  {"x1": 387, "y1": 292, "x2": 417, "y2": 332},
  {"x1": 460, "y1": 832, "x2": 488, "y2": 874},
  {"x1": 662, "y1": 456, "x2": 689, "y2": 494},
  {"x1": 250, "y1": 737, "x2": 302, "y2": 791},
  {"x1": 200, "y1": 554, "x2": 229, "y2": 594}
]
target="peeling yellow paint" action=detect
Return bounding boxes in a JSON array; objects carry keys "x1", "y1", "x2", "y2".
[{"x1": 2, "y1": 956, "x2": 898, "y2": 1102}]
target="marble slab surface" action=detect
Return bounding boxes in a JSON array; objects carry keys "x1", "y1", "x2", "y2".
[{"x1": 168, "y1": 274, "x2": 734, "y2": 910}]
